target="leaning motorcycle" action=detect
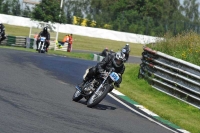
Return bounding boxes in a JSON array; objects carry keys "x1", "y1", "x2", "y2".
[
  {"x1": 72, "y1": 68, "x2": 119, "y2": 108},
  {"x1": 38, "y1": 37, "x2": 46, "y2": 53}
]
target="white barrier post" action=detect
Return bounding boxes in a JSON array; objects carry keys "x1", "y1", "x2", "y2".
[{"x1": 93, "y1": 54, "x2": 98, "y2": 61}]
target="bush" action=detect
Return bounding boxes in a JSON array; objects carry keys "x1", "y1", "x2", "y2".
[{"x1": 147, "y1": 31, "x2": 200, "y2": 66}]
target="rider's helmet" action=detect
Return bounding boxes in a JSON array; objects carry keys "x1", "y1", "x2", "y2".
[
  {"x1": 112, "y1": 51, "x2": 125, "y2": 67},
  {"x1": 43, "y1": 27, "x2": 48, "y2": 34},
  {"x1": 124, "y1": 43, "x2": 130, "y2": 52}
]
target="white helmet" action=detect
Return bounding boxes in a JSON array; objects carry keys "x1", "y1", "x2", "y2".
[
  {"x1": 112, "y1": 51, "x2": 125, "y2": 67},
  {"x1": 126, "y1": 43, "x2": 129, "y2": 46}
]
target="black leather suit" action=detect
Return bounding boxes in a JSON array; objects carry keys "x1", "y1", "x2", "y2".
[{"x1": 84, "y1": 53, "x2": 125, "y2": 85}]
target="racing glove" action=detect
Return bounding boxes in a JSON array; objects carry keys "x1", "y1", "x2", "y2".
[{"x1": 100, "y1": 71, "x2": 108, "y2": 78}]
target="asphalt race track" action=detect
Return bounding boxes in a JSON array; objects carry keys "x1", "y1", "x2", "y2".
[{"x1": 0, "y1": 48, "x2": 175, "y2": 133}]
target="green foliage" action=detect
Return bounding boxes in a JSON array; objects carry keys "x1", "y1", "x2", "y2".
[
  {"x1": 1, "y1": 0, "x2": 200, "y2": 37},
  {"x1": 85, "y1": 14, "x2": 93, "y2": 27},
  {"x1": 2, "y1": 0, "x2": 11, "y2": 15},
  {"x1": 0, "y1": 0, "x2": 4, "y2": 13},
  {"x1": 1, "y1": 0, "x2": 21, "y2": 16},
  {"x1": 64, "y1": 0, "x2": 90, "y2": 24},
  {"x1": 147, "y1": 31, "x2": 200, "y2": 66},
  {"x1": 22, "y1": 4, "x2": 32, "y2": 17},
  {"x1": 32, "y1": 0, "x2": 66, "y2": 23},
  {"x1": 180, "y1": 0, "x2": 199, "y2": 22},
  {"x1": 81, "y1": 0, "x2": 200, "y2": 36},
  {"x1": 11, "y1": 0, "x2": 21, "y2": 16},
  {"x1": 66, "y1": 10, "x2": 73, "y2": 24}
]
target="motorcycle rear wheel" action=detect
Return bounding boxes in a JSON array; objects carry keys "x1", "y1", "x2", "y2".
[
  {"x1": 72, "y1": 90, "x2": 83, "y2": 102},
  {"x1": 87, "y1": 84, "x2": 110, "y2": 108}
]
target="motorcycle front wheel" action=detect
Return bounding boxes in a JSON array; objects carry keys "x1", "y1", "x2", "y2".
[
  {"x1": 87, "y1": 84, "x2": 110, "y2": 108},
  {"x1": 72, "y1": 90, "x2": 83, "y2": 102},
  {"x1": 38, "y1": 42, "x2": 42, "y2": 53}
]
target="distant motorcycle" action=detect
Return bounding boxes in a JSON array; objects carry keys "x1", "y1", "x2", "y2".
[
  {"x1": 38, "y1": 37, "x2": 47, "y2": 53},
  {"x1": 122, "y1": 48, "x2": 130, "y2": 62},
  {"x1": 72, "y1": 68, "x2": 119, "y2": 108},
  {"x1": 0, "y1": 31, "x2": 4, "y2": 44}
]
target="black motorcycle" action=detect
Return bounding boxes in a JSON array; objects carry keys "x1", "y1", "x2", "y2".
[
  {"x1": 122, "y1": 48, "x2": 130, "y2": 62},
  {"x1": 72, "y1": 68, "x2": 119, "y2": 108}
]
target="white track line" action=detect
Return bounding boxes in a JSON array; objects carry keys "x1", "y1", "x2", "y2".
[{"x1": 108, "y1": 93, "x2": 180, "y2": 133}]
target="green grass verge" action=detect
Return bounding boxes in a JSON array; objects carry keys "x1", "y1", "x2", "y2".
[
  {"x1": 4, "y1": 24, "x2": 144, "y2": 56},
  {"x1": 1, "y1": 45, "x2": 200, "y2": 133},
  {"x1": 120, "y1": 64, "x2": 200, "y2": 133}
]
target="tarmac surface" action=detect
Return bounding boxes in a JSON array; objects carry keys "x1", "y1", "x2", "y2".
[{"x1": 0, "y1": 48, "x2": 177, "y2": 133}]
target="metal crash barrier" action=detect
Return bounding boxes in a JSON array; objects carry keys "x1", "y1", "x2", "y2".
[
  {"x1": 0, "y1": 35, "x2": 34, "y2": 48},
  {"x1": 138, "y1": 47, "x2": 200, "y2": 109}
]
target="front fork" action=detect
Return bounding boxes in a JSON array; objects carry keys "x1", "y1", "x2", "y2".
[
  {"x1": 41, "y1": 42, "x2": 45, "y2": 50},
  {"x1": 109, "y1": 84, "x2": 114, "y2": 92}
]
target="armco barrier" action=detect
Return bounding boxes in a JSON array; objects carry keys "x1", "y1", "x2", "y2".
[
  {"x1": 1, "y1": 35, "x2": 64, "y2": 51},
  {"x1": 0, "y1": 35, "x2": 34, "y2": 48},
  {"x1": 7, "y1": 36, "x2": 16, "y2": 46},
  {"x1": 138, "y1": 47, "x2": 200, "y2": 109}
]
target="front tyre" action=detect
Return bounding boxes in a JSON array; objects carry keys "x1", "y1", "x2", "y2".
[
  {"x1": 87, "y1": 84, "x2": 110, "y2": 108},
  {"x1": 72, "y1": 90, "x2": 83, "y2": 102},
  {"x1": 38, "y1": 42, "x2": 42, "y2": 53}
]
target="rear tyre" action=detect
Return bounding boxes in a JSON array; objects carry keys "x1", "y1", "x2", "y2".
[{"x1": 72, "y1": 90, "x2": 83, "y2": 102}]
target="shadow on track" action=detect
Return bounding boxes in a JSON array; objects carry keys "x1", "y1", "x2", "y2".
[{"x1": 77, "y1": 100, "x2": 117, "y2": 111}]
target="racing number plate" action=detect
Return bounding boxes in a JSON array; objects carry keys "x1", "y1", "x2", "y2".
[
  {"x1": 40, "y1": 37, "x2": 46, "y2": 41},
  {"x1": 110, "y1": 72, "x2": 119, "y2": 82}
]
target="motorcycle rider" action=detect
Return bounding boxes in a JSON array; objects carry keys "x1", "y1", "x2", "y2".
[
  {"x1": 57, "y1": 34, "x2": 69, "y2": 48},
  {"x1": 77, "y1": 50, "x2": 126, "y2": 92},
  {"x1": 100, "y1": 47, "x2": 109, "y2": 57},
  {"x1": 0, "y1": 22, "x2": 6, "y2": 43},
  {"x1": 36, "y1": 27, "x2": 50, "y2": 52},
  {"x1": 122, "y1": 43, "x2": 130, "y2": 62}
]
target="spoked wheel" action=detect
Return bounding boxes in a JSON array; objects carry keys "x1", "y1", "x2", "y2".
[
  {"x1": 72, "y1": 90, "x2": 83, "y2": 102},
  {"x1": 87, "y1": 84, "x2": 110, "y2": 108},
  {"x1": 38, "y1": 42, "x2": 41, "y2": 53},
  {"x1": 38, "y1": 48, "x2": 41, "y2": 53}
]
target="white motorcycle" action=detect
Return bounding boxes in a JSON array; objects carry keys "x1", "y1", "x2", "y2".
[{"x1": 38, "y1": 37, "x2": 47, "y2": 53}]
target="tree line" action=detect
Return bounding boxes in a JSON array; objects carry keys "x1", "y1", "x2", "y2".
[
  {"x1": 1, "y1": 0, "x2": 200, "y2": 36},
  {"x1": 0, "y1": 0, "x2": 31, "y2": 17}
]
